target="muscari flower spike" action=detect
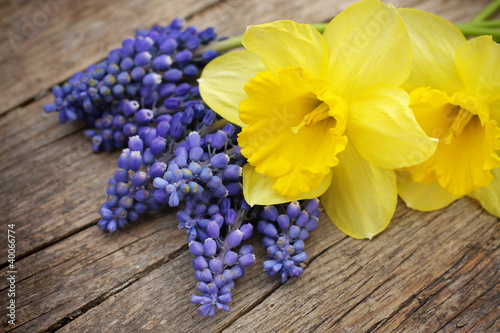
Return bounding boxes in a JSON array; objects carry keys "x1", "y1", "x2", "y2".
[{"x1": 258, "y1": 200, "x2": 320, "y2": 283}]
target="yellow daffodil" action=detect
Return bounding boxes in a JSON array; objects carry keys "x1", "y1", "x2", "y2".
[
  {"x1": 199, "y1": 0, "x2": 437, "y2": 239},
  {"x1": 396, "y1": 8, "x2": 500, "y2": 218}
]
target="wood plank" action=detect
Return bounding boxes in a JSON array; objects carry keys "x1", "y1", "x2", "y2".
[
  {"x1": 0, "y1": 211, "x2": 187, "y2": 332},
  {"x1": 0, "y1": 0, "x2": 488, "y2": 116},
  {"x1": 0, "y1": 130, "x2": 118, "y2": 265},
  {"x1": 0, "y1": 95, "x2": 84, "y2": 174},
  {"x1": 0, "y1": 0, "x2": 221, "y2": 115}
]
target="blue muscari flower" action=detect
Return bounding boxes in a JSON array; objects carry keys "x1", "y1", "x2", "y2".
[
  {"x1": 116, "y1": 120, "x2": 253, "y2": 318},
  {"x1": 152, "y1": 55, "x2": 172, "y2": 71},
  {"x1": 258, "y1": 199, "x2": 321, "y2": 283},
  {"x1": 202, "y1": 49, "x2": 219, "y2": 62},
  {"x1": 160, "y1": 38, "x2": 177, "y2": 54},
  {"x1": 183, "y1": 64, "x2": 199, "y2": 77},
  {"x1": 142, "y1": 73, "x2": 162, "y2": 88},
  {"x1": 120, "y1": 57, "x2": 135, "y2": 71},
  {"x1": 164, "y1": 68, "x2": 183, "y2": 83}
]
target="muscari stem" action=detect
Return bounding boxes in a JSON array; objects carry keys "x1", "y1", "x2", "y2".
[
  {"x1": 471, "y1": 0, "x2": 500, "y2": 23},
  {"x1": 199, "y1": 118, "x2": 229, "y2": 136}
]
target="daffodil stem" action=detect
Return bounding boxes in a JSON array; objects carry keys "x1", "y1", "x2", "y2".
[
  {"x1": 471, "y1": 0, "x2": 500, "y2": 22},
  {"x1": 456, "y1": 25, "x2": 500, "y2": 41},
  {"x1": 456, "y1": 20, "x2": 500, "y2": 28},
  {"x1": 310, "y1": 22, "x2": 328, "y2": 33}
]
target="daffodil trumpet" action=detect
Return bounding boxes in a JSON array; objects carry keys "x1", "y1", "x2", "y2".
[{"x1": 199, "y1": 0, "x2": 439, "y2": 239}]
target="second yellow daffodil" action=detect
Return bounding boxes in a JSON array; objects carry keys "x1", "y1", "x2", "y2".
[
  {"x1": 396, "y1": 8, "x2": 500, "y2": 217},
  {"x1": 199, "y1": 0, "x2": 438, "y2": 239}
]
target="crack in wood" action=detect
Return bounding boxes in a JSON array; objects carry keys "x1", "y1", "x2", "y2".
[
  {"x1": 435, "y1": 257, "x2": 500, "y2": 332},
  {"x1": 3, "y1": 299, "x2": 75, "y2": 333},
  {"x1": 0, "y1": 89, "x2": 49, "y2": 121},
  {"x1": 0, "y1": 125, "x2": 87, "y2": 175},
  {"x1": 62, "y1": 227, "x2": 172, "y2": 277},
  {"x1": 0, "y1": 208, "x2": 172, "y2": 290}
]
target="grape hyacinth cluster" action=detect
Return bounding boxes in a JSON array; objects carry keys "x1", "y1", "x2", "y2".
[
  {"x1": 43, "y1": 17, "x2": 219, "y2": 152},
  {"x1": 96, "y1": 93, "x2": 217, "y2": 232},
  {"x1": 150, "y1": 129, "x2": 258, "y2": 317},
  {"x1": 45, "y1": 19, "x2": 324, "y2": 319},
  {"x1": 258, "y1": 200, "x2": 320, "y2": 283}
]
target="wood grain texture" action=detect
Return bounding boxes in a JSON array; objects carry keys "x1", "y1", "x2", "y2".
[
  {"x1": 0, "y1": 0, "x2": 498, "y2": 332},
  {"x1": 0, "y1": 212, "x2": 187, "y2": 332}
]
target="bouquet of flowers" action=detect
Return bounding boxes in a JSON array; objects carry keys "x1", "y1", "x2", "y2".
[{"x1": 44, "y1": 0, "x2": 500, "y2": 318}]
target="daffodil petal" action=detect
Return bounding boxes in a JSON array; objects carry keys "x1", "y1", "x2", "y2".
[
  {"x1": 348, "y1": 85, "x2": 438, "y2": 169},
  {"x1": 242, "y1": 20, "x2": 328, "y2": 78},
  {"x1": 455, "y1": 36, "x2": 500, "y2": 103},
  {"x1": 198, "y1": 50, "x2": 266, "y2": 127},
  {"x1": 323, "y1": 0, "x2": 411, "y2": 100},
  {"x1": 238, "y1": 67, "x2": 347, "y2": 197},
  {"x1": 399, "y1": 8, "x2": 466, "y2": 94},
  {"x1": 469, "y1": 167, "x2": 500, "y2": 217},
  {"x1": 397, "y1": 171, "x2": 460, "y2": 211},
  {"x1": 242, "y1": 164, "x2": 333, "y2": 206},
  {"x1": 321, "y1": 143, "x2": 397, "y2": 239}
]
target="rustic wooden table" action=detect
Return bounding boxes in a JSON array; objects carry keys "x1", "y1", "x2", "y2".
[{"x1": 1, "y1": 0, "x2": 499, "y2": 332}]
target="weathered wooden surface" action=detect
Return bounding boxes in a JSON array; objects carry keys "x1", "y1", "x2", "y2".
[{"x1": 0, "y1": 0, "x2": 498, "y2": 332}]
